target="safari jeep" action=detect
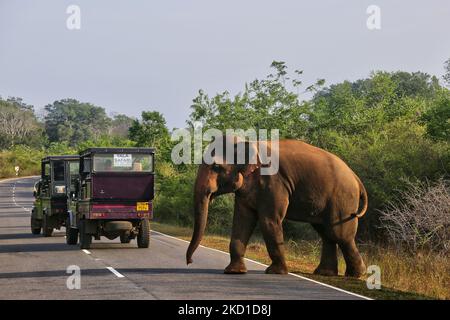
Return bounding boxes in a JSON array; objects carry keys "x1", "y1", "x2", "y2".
[
  {"x1": 66, "y1": 148, "x2": 154, "y2": 249},
  {"x1": 31, "y1": 155, "x2": 80, "y2": 236}
]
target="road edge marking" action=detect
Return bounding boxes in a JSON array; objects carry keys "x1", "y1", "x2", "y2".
[{"x1": 151, "y1": 230, "x2": 373, "y2": 300}]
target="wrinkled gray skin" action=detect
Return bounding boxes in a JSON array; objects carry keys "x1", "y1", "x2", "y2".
[{"x1": 186, "y1": 137, "x2": 368, "y2": 277}]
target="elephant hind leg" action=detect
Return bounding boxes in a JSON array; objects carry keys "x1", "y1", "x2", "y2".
[
  {"x1": 312, "y1": 224, "x2": 338, "y2": 276},
  {"x1": 327, "y1": 202, "x2": 366, "y2": 278},
  {"x1": 338, "y1": 239, "x2": 366, "y2": 278}
]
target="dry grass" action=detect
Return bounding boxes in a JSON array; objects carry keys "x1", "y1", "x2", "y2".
[
  {"x1": 379, "y1": 178, "x2": 450, "y2": 254},
  {"x1": 152, "y1": 222, "x2": 449, "y2": 300}
]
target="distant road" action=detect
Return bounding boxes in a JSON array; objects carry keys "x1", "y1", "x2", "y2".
[{"x1": 0, "y1": 177, "x2": 368, "y2": 300}]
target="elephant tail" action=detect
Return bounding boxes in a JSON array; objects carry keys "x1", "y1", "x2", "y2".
[{"x1": 352, "y1": 174, "x2": 368, "y2": 219}]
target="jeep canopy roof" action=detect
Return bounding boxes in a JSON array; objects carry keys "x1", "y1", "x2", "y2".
[
  {"x1": 41, "y1": 155, "x2": 79, "y2": 162},
  {"x1": 79, "y1": 148, "x2": 155, "y2": 157}
]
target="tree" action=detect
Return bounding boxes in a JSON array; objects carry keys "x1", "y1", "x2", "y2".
[
  {"x1": 4, "y1": 96, "x2": 34, "y2": 111},
  {"x1": 77, "y1": 134, "x2": 135, "y2": 152},
  {"x1": 421, "y1": 91, "x2": 450, "y2": 142},
  {"x1": 189, "y1": 61, "x2": 316, "y2": 139},
  {"x1": 0, "y1": 98, "x2": 43, "y2": 149},
  {"x1": 444, "y1": 58, "x2": 450, "y2": 87},
  {"x1": 44, "y1": 99, "x2": 111, "y2": 146},
  {"x1": 308, "y1": 71, "x2": 442, "y2": 146},
  {"x1": 109, "y1": 114, "x2": 135, "y2": 138},
  {"x1": 129, "y1": 111, "x2": 171, "y2": 159}
]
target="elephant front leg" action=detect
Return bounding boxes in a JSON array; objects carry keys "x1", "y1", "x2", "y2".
[
  {"x1": 224, "y1": 203, "x2": 257, "y2": 274},
  {"x1": 259, "y1": 217, "x2": 288, "y2": 274}
]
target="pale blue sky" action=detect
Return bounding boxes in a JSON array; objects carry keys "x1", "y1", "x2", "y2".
[{"x1": 1, "y1": 0, "x2": 449, "y2": 128}]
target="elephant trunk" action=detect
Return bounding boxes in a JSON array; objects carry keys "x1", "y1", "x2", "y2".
[{"x1": 186, "y1": 193, "x2": 210, "y2": 264}]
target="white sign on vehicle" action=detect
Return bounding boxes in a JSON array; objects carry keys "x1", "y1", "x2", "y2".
[{"x1": 113, "y1": 154, "x2": 132, "y2": 167}]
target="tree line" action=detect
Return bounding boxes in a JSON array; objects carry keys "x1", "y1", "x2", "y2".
[{"x1": 1, "y1": 60, "x2": 449, "y2": 247}]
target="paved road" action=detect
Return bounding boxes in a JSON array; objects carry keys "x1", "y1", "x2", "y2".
[{"x1": 0, "y1": 176, "x2": 368, "y2": 300}]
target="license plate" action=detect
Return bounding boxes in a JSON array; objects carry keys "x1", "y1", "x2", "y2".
[{"x1": 136, "y1": 202, "x2": 149, "y2": 211}]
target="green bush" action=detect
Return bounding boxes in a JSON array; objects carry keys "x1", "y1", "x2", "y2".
[
  {"x1": 153, "y1": 162, "x2": 196, "y2": 226},
  {"x1": 0, "y1": 145, "x2": 44, "y2": 178}
]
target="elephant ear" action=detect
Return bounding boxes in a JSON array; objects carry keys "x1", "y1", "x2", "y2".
[{"x1": 235, "y1": 141, "x2": 260, "y2": 177}]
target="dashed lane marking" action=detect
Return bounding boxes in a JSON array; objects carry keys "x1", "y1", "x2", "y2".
[
  {"x1": 106, "y1": 267, "x2": 125, "y2": 278},
  {"x1": 10, "y1": 182, "x2": 32, "y2": 212}
]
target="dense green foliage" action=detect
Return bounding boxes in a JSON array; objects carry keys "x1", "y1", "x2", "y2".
[
  {"x1": 1, "y1": 60, "x2": 449, "y2": 240},
  {"x1": 44, "y1": 99, "x2": 111, "y2": 146}
]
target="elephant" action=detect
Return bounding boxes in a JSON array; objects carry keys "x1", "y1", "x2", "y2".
[{"x1": 186, "y1": 136, "x2": 368, "y2": 277}]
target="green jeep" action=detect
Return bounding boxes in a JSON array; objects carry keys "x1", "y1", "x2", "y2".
[{"x1": 31, "y1": 155, "x2": 80, "y2": 236}]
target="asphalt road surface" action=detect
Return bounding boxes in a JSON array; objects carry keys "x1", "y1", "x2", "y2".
[{"x1": 0, "y1": 176, "x2": 369, "y2": 300}]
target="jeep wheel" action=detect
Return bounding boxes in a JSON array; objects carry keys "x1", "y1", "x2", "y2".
[
  {"x1": 66, "y1": 218, "x2": 78, "y2": 245},
  {"x1": 137, "y1": 219, "x2": 150, "y2": 248},
  {"x1": 30, "y1": 216, "x2": 41, "y2": 235},
  {"x1": 42, "y1": 215, "x2": 53, "y2": 237},
  {"x1": 79, "y1": 221, "x2": 92, "y2": 249}
]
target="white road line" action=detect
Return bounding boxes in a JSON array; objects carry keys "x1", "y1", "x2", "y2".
[
  {"x1": 151, "y1": 230, "x2": 372, "y2": 300},
  {"x1": 106, "y1": 266, "x2": 125, "y2": 278},
  {"x1": 82, "y1": 249, "x2": 91, "y2": 255},
  {"x1": 11, "y1": 183, "x2": 20, "y2": 207}
]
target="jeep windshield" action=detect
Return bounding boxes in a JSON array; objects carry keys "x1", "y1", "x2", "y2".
[{"x1": 93, "y1": 153, "x2": 153, "y2": 172}]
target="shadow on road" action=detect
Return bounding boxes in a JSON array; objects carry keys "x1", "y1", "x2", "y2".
[
  {"x1": 0, "y1": 268, "x2": 262, "y2": 279},
  {"x1": 0, "y1": 242, "x2": 77, "y2": 253},
  {"x1": 0, "y1": 233, "x2": 41, "y2": 240},
  {"x1": 0, "y1": 268, "x2": 110, "y2": 279}
]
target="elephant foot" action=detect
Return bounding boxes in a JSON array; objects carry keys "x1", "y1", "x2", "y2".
[
  {"x1": 313, "y1": 265, "x2": 338, "y2": 277},
  {"x1": 345, "y1": 262, "x2": 366, "y2": 278},
  {"x1": 265, "y1": 263, "x2": 288, "y2": 275},
  {"x1": 224, "y1": 261, "x2": 247, "y2": 274}
]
